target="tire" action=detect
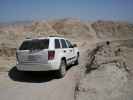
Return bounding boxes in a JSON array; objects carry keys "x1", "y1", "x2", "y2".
[
  {"x1": 74, "y1": 53, "x2": 79, "y2": 65},
  {"x1": 57, "y1": 60, "x2": 66, "y2": 78}
]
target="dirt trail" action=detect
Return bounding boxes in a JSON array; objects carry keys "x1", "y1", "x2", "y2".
[
  {"x1": 0, "y1": 66, "x2": 80, "y2": 100},
  {"x1": 0, "y1": 71, "x2": 78, "y2": 100}
]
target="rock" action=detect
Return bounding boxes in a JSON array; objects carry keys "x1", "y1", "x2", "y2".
[{"x1": 77, "y1": 63, "x2": 128, "y2": 100}]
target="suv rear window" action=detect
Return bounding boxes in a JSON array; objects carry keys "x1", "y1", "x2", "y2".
[
  {"x1": 19, "y1": 39, "x2": 49, "y2": 50},
  {"x1": 60, "y1": 39, "x2": 67, "y2": 48},
  {"x1": 55, "y1": 39, "x2": 61, "y2": 49}
]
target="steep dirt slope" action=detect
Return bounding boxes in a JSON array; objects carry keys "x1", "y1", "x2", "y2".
[{"x1": 76, "y1": 39, "x2": 133, "y2": 100}]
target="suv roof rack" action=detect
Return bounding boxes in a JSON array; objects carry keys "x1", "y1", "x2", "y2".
[{"x1": 49, "y1": 35, "x2": 64, "y2": 37}]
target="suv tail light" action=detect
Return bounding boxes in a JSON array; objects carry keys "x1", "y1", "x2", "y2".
[{"x1": 48, "y1": 51, "x2": 55, "y2": 60}]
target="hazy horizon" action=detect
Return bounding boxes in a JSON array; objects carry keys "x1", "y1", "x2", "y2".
[{"x1": 0, "y1": 0, "x2": 133, "y2": 23}]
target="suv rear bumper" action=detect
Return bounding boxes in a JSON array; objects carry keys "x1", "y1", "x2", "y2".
[{"x1": 16, "y1": 62, "x2": 60, "y2": 71}]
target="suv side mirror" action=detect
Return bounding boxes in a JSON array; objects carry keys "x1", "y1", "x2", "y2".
[{"x1": 72, "y1": 44, "x2": 77, "y2": 48}]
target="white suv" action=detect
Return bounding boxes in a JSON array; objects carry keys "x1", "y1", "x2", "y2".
[{"x1": 16, "y1": 36, "x2": 79, "y2": 77}]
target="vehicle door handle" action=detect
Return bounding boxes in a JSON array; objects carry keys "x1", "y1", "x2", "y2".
[
  {"x1": 70, "y1": 50, "x2": 72, "y2": 52},
  {"x1": 63, "y1": 50, "x2": 66, "y2": 53}
]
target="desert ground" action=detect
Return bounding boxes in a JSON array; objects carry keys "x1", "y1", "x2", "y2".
[{"x1": 0, "y1": 18, "x2": 133, "y2": 100}]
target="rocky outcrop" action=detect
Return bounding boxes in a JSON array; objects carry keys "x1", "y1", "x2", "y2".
[{"x1": 75, "y1": 40, "x2": 133, "y2": 100}]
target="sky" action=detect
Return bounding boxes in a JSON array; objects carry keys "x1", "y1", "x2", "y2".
[{"x1": 0, "y1": 0, "x2": 133, "y2": 22}]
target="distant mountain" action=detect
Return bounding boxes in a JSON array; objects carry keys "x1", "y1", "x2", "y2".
[
  {"x1": 0, "y1": 18, "x2": 132, "y2": 42},
  {"x1": 0, "y1": 18, "x2": 94, "y2": 39},
  {"x1": 92, "y1": 20, "x2": 133, "y2": 39},
  {"x1": 0, "y1": 20, "x2": 33, "y2": 28}
]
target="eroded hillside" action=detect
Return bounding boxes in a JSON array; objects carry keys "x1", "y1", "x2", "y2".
[{"x1": 92, "y1": 20, "x2": 133, "y2": 39}]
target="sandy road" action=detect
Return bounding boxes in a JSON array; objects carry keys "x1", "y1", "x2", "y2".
[{"x1": 0, "y1": 65, "x2": 83, "y2": 100}]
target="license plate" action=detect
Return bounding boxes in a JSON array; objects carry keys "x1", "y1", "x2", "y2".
[{"x1": 28, "y1": 55, "x2": 36, "y2": 61}]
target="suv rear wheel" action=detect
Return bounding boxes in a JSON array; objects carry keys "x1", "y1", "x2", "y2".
[{"x1": 57, "y1": 60, "x2": 66, "y2": 78}]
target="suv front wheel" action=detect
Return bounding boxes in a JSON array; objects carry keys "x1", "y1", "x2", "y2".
[
  {"x1": 57, "y1": 59, "x2": 66, "y2": 78},
  {"x1": 74, "y1": 53, "x2": 79, "y2": 65}
]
